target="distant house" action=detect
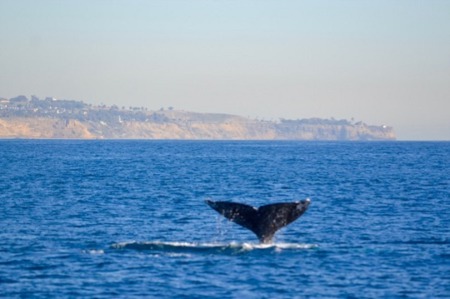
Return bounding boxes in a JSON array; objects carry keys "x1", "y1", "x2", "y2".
[{"x1": 0, "y1": 98, "x2": 9, "y2": 109}]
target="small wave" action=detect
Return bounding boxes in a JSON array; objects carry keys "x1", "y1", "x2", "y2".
[
  {"x1": 110, "y1": 241, "x2": 317, "y2": 254},
  {"x1": 83, "y1": 249, "x2": 105, "y2": 255}
]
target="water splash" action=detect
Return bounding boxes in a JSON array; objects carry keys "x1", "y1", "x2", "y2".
[{"x1": 110, "y1": 241, "x2": 318, "y2": 255}]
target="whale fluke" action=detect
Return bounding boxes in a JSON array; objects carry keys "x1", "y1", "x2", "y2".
[{"x1": 205, "y1": 199, "x2": 310, "y2": 244}]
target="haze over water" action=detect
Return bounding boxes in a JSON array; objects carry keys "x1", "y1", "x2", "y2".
[{"x1": 1, "y1": 1, "x2": 449, "y2": 140}]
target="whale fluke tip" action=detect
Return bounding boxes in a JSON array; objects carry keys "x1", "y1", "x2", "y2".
[{"x1": 205, "y1": 199, "x2": 215, "y2": 206}]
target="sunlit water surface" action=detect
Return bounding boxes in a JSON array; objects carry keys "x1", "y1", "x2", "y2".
[{"x1": 0, "y1": 140, "x2": 449, "y2": 298}]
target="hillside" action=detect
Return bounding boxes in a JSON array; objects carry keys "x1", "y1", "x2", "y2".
[{"x1": 0, "y1": 96, "x2": 396, "y2": 140}]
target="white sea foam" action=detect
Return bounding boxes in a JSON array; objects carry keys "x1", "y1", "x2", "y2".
[
  {"x1": 84, "y1": 249, "x2": 105, "y2": 255},
  {"x1": 110, "y1": 241, "x2": 318, "y2": 252}
]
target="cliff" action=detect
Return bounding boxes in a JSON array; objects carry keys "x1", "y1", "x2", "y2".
[{"x1": 0, "y1": 96, "x2": 395, "y2": 140}]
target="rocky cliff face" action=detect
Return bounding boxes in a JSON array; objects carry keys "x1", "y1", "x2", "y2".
[
  {"x1": 0, "y1": 110, "x2": 396, "y2": 140},
  {"x1": 0, "y1": 118, "x2": 95, "y2": 139},
  {"x1": 0, "y1": 96, "x2": 396, "y2": 140}
]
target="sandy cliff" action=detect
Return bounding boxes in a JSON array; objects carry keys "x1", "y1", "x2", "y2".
[
  {"x1": 0, "y1": 110, "x2": 395, "y2": 140},
  {"x1": 0, "y1": 118, "x2": 95, "y2": 139}
]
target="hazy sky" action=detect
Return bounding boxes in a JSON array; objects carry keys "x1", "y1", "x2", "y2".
[{"x1": 1, "y1": 0, "x2": 449, "y2": 140}]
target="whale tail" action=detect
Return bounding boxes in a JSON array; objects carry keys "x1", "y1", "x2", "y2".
[{"x1": 205, "y1": 199, "x2": 310, "y2": 244}]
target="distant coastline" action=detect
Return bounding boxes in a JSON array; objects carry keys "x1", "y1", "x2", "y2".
[{"x1": 0, "y1": 95, "x2": 395, "y2": 140}]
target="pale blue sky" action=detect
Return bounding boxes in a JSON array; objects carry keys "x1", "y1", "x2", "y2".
[{"x1": 1, "y1": 0, "x2": 449, "y2": 140}]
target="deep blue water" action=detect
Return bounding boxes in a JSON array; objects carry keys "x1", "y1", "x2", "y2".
[{"x1": 0, "y1": 140, "x2": 449, "y2": 298}]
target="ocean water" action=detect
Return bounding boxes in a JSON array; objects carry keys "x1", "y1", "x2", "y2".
[{"x1": 0, "y1": 140, "x2": 449, "y2": 298}]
